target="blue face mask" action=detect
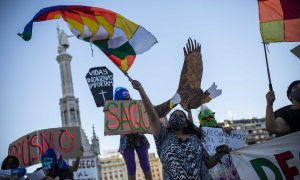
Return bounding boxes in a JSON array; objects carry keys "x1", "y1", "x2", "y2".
[
  {"x1": 42, "y1": 157, "x2": 55, "y2": 169},
  {"x1": 169, "y1": 116, "x2": 185, "y2": 130}
]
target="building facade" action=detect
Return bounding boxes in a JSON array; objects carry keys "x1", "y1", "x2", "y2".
[
  {"x1": 137, "y1": 153, "x2": 162, "y2": 180},
  {"x1": 101, "y1": 150, "x2": 163, "y2": 180}
]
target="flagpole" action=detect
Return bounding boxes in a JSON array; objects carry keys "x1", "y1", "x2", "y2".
[
  {"x1": 123, "y1": 72, "x2": 133, "y2": 82},
  {"x1": 263, "y1": 43, "x2": 273, "y2": 91}
]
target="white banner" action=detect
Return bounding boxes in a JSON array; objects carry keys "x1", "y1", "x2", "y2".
[
  {"x1": 202, "y1": 127, "x2": 246, "y2": 155},
  {"x1": 231, "y1": 131, "x2": 300, "y2": 180},
  {"x1": 70, "y1": 157, "x2": 99, "y2": 180}
]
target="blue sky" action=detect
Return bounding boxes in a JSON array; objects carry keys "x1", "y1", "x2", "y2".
[{"x1": 0, "y1": 0, "x2": 299, "y2": 165}]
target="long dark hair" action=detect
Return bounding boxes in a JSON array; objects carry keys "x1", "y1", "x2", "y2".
[
  {"x1": 1, "y1": 155, "x2": 19, "y2": 170},
  {"x1": 170, "y1": 110, "x2": 205, "y2": 141}
]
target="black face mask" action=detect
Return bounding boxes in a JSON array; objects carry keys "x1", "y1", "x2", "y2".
[
  {"x1": 291, "y1": 89, "x2": 300, "y2": 102},
  {"x1": 169, "y1": 116, "x2": 185, "y2": 130}
]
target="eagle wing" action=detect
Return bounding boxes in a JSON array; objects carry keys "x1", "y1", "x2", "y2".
[{"x1": 177, "y1": 38, "x2": 209, "y2": 109}]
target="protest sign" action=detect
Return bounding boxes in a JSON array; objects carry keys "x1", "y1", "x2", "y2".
[
  {"x1": 104, "y1": 100, "x2": 167, "y2": 135},
  {"x1": 86, "y1": 66, "x2": 113, "y2": 107},
  {"x1": 201, "y1": 127, "x2": 246, "y2": 155},
  {"x1": 231, "y1": 131, "x2": 300, "y2": 180},
  {"x1": 8, "y1": 127, "x2": 82, "y2": 167},
  {"x1": 70, "y1": 156, "x2": 99, "y2": 180},
  {"x1": 104, "y1": 100, "x2": 150, "y2": 135},
  {"x1": 202, "y1": 127, "x2": 246, "y2": 180}
]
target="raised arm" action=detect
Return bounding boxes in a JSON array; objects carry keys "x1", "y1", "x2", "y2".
[
  {"x1": 265, "y1": 91, "x2": 290, "y2": 134},
  {"x1": 131, "y1": 80, "x2": 161, "y2": 137}
]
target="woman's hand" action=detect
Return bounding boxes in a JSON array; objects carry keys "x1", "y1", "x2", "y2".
[
  {"x1": 216, "y1": 144, "x2": 230, "y2": 154},
  {"x1": 131, "y1": 80, "x2": 143, "y2": 91}
]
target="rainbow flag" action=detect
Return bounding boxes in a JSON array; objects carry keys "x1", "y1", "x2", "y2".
[
  {"x1": 18, "y1": 5, "x2": 157, "y2": 72},
  {"x1": 258, "y1": 0, "x2": 300, "y2": 43}
]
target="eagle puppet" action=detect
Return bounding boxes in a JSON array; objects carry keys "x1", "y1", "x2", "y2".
[{"x1": 153, "y1": 38, "x2": 222, "y2": 118}]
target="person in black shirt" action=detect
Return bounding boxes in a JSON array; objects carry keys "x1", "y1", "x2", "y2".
[{"x1": 265, "y1": 80, "x2": 300, "y2": 136}]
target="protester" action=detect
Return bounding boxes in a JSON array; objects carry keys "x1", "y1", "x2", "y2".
[
  {"x1": 198, "y1": 106, "x2": 218, "y2": 128},
  {"x1": 114, "y1": 87, "x2": 152, "y2": 180},
  {"x1": 131, "y1": 79, "x2": 230, "y2": 179},
  {"x1": 0, "y1": 155, "x2": 26, "y2": 180},
  {"x1": 35, "y1": 147, "x2": 81, "y2": 179},
  {"x1": 198, "y1": 106, "x2": 240, "y2": 180},
  {"x1": 265, "y1": 80, "x2": 300, "y2": 136}
]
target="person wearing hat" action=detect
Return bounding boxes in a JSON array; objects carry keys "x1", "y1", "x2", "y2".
[
  {"x1": 35, "y1": 147, "x2": 80, "y2": 179},
  {"x1": 114, "y1": 87, "x2": 152, "y2": 180}
]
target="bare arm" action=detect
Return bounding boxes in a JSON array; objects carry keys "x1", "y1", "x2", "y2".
[
  {"x1": 131, "y1": 80, "x2": 161, "y2": 137},
  {"x1": 206, "y1": 145, "x2": 230, "y2": 169},
  {"x1": 265, "y1": 91, "x2": 290, "y2": 134},
  {"x1": 206, "y1": 154, "x2": 221, "y2": 169}
]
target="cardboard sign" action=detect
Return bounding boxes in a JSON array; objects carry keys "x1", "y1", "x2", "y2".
[
  {"x1": 202, "y1": 127, "x2": 246, "y2": 155},
  {"x1": 8, "y1": 127, "x2": 82, "y2": 167},
  {"x1": 104, "y1": 100, "x2": 151, "y2": 135},
  {"x1": 70, "y1": 156, "x2": 99, "y2": 180},
  {"x1": 86, "y1": 66, "x2": 113, "y2": 107},
  {"x1": 231, "y1": 131, "x2": 300, "y2": 180}
]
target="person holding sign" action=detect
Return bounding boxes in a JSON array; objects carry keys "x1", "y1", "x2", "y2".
[
  {"x1": 114, "y1": 87, "x2": 153, "y2": 180},
  {"x1": 265, "y1": 80, "x2": 300, "y2": 136},
  {"x1": 198, "y1": 107, "x2": 240, "y2": 180},
  {"x1": 34, "y1": 147, "x2": 81, "y2": 179},
  {"x1": 130, "y1": 79, "x2": 230, "y2": 179}
]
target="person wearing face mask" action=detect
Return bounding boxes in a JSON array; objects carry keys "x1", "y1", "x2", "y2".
[
  {"x1": 114, "y1": 86, "x2": 181, "y2": 180},
  {"x1": 130, "y1": 80, "x2": 230, "y2": 180},
  {"x1": 34, "y1": 147, "x2": 80, "y2": 179},
  {"x1": 265, "y1": 80, "x2": 300, "y2": 136}
]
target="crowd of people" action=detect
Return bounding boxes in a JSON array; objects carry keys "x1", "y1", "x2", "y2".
[
  {"x1": 1, "y1": 37, "x2": 299, "y2": 179},
  {"x1": 0, "y1": 147, "x2": 81, "y2": 180}
]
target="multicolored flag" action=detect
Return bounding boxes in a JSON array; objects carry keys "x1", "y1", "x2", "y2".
[
  {"x1": 18, "y1": 5, "x2": 157, "y2": 72},
  {"x1": 258, "y1": 0, "x2": 300, "y2": 43}
]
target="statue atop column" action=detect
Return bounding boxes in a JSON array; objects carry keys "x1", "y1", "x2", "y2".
[{"x1": 57, "y1": 25, "x2": 72, "y2": 54}]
